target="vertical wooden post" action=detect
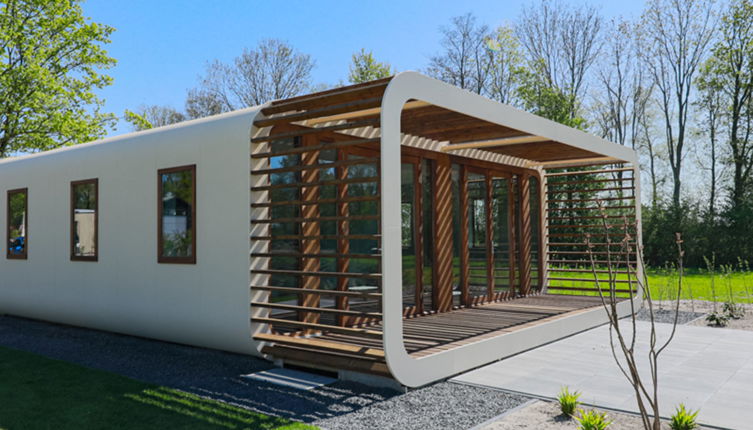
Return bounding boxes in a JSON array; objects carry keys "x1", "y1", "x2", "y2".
[
  {"x1": 414, "y1": 161, "x2": 424, "y2": 313},
  {"x1": 336, "y1": 149, "x2": 350, "y2": 326},
  {"x1": 485, "y1": 174, "x2": 494, "y2": 301},
  {"x1": 507, "y1": 177, "x2": 517, "y2": 296},
  {"x1": 519, "y1": 174, "x2": 532, "y2": 296},
  {"x1": 459, "y1": 166, "x2": 471, "y2": 306},
  {"x1": 300, "y1": 136, "x2": 321, "y2": 328},
  {"x1": 432, "y1": 157, "x2": 454, "y2": 312}
]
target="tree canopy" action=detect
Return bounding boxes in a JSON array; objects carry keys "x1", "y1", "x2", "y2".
[
  {"x1": 348, "y1": 49, "x2": 392, "y2": 84},
  {"x1": 0, "y1": 0, "x2": 116, "y2": 157}
]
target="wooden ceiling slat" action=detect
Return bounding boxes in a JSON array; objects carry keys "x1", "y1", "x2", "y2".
[
  {"x1": 265, "y1": 77, "x2": 392, "y2": 108},
  {"x1": 489, "y1": 142, "x2": 600, "y2": 162},
  {"x1": 262, "y1": 81, "x2": 390, "y2": 116}
]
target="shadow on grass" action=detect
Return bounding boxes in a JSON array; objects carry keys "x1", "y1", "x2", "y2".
[{"x1": 0, "y1": 346, "x2": 313, "y2": 429}]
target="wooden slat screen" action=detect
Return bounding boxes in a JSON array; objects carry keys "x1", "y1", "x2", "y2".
[{"x1": 544, "y1": 164, "x2": 639, "y2": 298}]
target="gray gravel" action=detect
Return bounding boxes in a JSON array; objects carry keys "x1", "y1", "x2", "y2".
[
  {"x1": 634, "y1": 308, "x2": 704, "y2": 325},
  {"x1": 314, "y1": 382, "x2": 530, "y2": 430},
  {"x1": 0, "y1": 314, "x2": 531, "y2": 427}
]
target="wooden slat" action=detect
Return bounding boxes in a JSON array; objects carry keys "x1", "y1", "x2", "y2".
[
  {"x1": 546, "y1": 186, "x2": 635, "y2": 193},
  {"x1": 547, "y1": 196, "x2": 635, "y2": 204},
  {"x1": 250, "y1": 269, "x2": 381, "y2": 278},
  {"x1": 251, "y1": 233, "x2": 380, "y2": 241},
  {"x1": 250, "y1": 285, "x2": 381, "y2": 298},
  {"x1": 251, "y1": 302, "x2": 382, "y2": 318},
  {"x1": 336, "y1": 151, "x2": 352, "y2": 326},
  {"x1": 548, "y1": 177, "x2": 635, "y2": 186},
  {"x1": 250, "y1": 252, "x2": 381, "y2": 259},
  {"x1": 260, "y1": 345, "x2": 391, "y2": 376},
  {"x1": 254, "y1": 333, "x2": 385, "y2": 358},
  {"x1": 262, "y1": 78, "x2": 390, "y2": 113},
  {"x1": 251, "y1": 137, "x2": 379, "y2": 159},
  {"x1": 547, "y1": 277, "x2": 637, "y2": 283},
  {"x1": 545, "y1": 167, "x2": 634, "y2": 177},
  {"x1": 255, "y1": 97, "x2": 383, "y2": 128},
  {"x1": 252, "y1": 317, "x2": 383, "y2": 338},
  {"x1": 251, "y1": 214, "x2": 378, "y2": 224},
  {"x1": 546, "y1": 205, "x2": 636, "y2": 212},
  {"x1": 433, "y1": 158, "x2": 455, "y2": 312},
  {"x1": 547, "y1": 286, "x2": 635, "y2": 294},
  {"x1": 548, "y1": 223, "x2": 637, "y2": 229},
  {"x1": 251, "y1": 118, "x2": 379, "y2": 143},
  {"x1": 253, "y1": 156, "x2": 378, "y2": 175},
  {"x1": 251, "y1": 195, "x2": 379, "y2": 208},
  {"x1": 519, "y1": 174, "x2": 532, "y2": 295},
  {"x1": 251, "y1": 176, "x2": 378, "y2": 192}
]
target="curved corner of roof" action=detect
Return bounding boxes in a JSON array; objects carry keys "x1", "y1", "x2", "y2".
[{"x1": 384, "y1": 71, "x2": 638, "y2": 168}]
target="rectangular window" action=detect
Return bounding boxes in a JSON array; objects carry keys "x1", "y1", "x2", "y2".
[
  {"x1": 158, "y1": 165, "x2": 196, "y2": 264},
  {"x1": 7, "y1": 188, "x2": 28, "y2": 259},
  {"x1": 71, "y1": 179, "x2": 98, "y2": 261}
]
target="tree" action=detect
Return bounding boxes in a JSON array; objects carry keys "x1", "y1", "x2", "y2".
[
  {"x1": 484, "y1": 25, "x2": 526, "y2": 105},
  {"x1": 0, "y1": 0, "x2": 116, "y2": 157},
  {"x1": 348, "y1": 49, "x2": 392, "y2": 84},
  {"x1": 700, "y1": 0, "x2": 753, "y2": 209},
  {"x1": 427, "y1": 13, "x2": 491, "y2": 94},
  {"x1": 516, "y1": 62, "x2": 586, "y2": 129},
  {"x1": 124, "y1": 105, "x2": 186, "y2": 131},
  {"x1": 640, "y1": 0, "x2": 716, "y2": 209},
  {"x1": 186, "y1": 39, "x2": 314, "y2": 118},
  {"x1": 695, "y1": 59, "x2": 725, "y2": 218},
  {"x1": 516, "y1": 0, "x2": 602, "y2": 120}
]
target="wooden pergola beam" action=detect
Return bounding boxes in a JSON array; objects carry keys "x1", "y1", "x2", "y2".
[{"x1": 441, "y1": 135, "x2": 550, "y2": 152}]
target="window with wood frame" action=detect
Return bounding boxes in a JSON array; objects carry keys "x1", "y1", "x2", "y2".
[
  {"x1": 7, "y1": 188, "x2": 28, "y2": 259},
  {"x1": 71, "y1": 179, "x2": 98, "y2": 261},
  {"x1": 158, "y1": 165, "x2": 196, "y2": 264}
]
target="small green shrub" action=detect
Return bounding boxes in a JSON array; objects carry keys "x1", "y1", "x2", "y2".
[
  {"x1": 575, "y1": 409, "x2": 612, "y2": 430},
  {"x1": 706, "y1": 310, "x2": 730, "y2": 327},
  {"x1": 670, "y1": 403, "x2": 699, "y2": 430},
  {"x1": 556, "y1": 386, "x2": 581, "y2": 416},
  {"x1": 722, "y1": 301, "x2": 745, "y2": 319}
]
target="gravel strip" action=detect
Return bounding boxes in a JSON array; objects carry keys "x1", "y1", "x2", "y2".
[
  {"x1": 634, "y1": 308, "x2": 704, "y2": 325},
  {"x1": 314, "y1": 382, "x2": 530, "y2": 430}
]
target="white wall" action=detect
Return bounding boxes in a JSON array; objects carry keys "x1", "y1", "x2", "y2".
[{"x1": 0, "y1": 107, "x2": 261, "y2": 356}]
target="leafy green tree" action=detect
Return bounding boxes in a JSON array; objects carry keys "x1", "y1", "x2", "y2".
[
  {"x1": 0, "y1": 0, "x2": 116, "y2": 157},
  {"x1": 699, "y1": 0, "x2": 753, "y2": 209},
  {"x1": 348, "y1": 49, "x2": 392, "y2": 84},
  {"x1": 124, "y1": 105, "x2": 186, "y2": 131},
  {"x1": 516, "y1": 61, "x2": 586, "y2": 129}
]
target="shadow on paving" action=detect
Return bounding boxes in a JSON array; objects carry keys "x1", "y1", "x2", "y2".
[{"x1": 0, "y1": 315, "x2": 400, "y2": 423}]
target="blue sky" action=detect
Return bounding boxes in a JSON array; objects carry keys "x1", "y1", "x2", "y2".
[{"x1": 83, "y1": 0, "x2": 646, "y2": 135}]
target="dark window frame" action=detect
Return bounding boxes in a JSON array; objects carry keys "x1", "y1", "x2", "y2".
[
  {"x1": 157, "y1": 164, "x2": 197, "y2": 264},
  {"x1": 6, "y1": 188, "x2": 28, "y2": 260},
  {"x1": 70, "y1": 178, "x2": 99, "y2": 262}
]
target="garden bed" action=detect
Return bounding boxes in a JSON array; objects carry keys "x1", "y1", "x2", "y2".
[{"x1": 478, "y1": 400, "x2": 713, "y2": 430}]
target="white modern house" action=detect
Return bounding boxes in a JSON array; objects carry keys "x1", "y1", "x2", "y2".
[{"x1": 0, "y1": 72, "x2": 641, "y2": 387}]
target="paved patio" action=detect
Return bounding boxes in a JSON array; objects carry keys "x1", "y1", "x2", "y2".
[{"x1": 452, "y1": 320, "x2": 753, "y2": 430}]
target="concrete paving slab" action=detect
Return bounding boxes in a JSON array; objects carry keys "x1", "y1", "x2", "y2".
[{"x1": 452, "y1": 321, "x2": 753, "y2": 430}]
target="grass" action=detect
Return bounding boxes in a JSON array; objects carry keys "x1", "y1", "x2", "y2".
[
  {"x1": 548, "y1": 267, "x2": 753, "y2": 304},
  {"x1": 0, "y1": 346, "x2": 315, "y2": 430}
]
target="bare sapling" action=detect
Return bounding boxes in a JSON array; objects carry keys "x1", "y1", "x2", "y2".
[{"x1": 584, "y1": 202, "x2": 685, "y2": 430}]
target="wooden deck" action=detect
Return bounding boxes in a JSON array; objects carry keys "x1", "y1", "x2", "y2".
[{"x1": 258, "y1": 294, "x2": 611, "y2": 378}]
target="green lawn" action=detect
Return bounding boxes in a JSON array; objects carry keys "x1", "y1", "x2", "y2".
[
  {"x1": 0, "y1": 346, "x2": 315, "y2": 430},
  {"x1": 547, "y1": 268, "x2": 753, "y2": 303}
]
